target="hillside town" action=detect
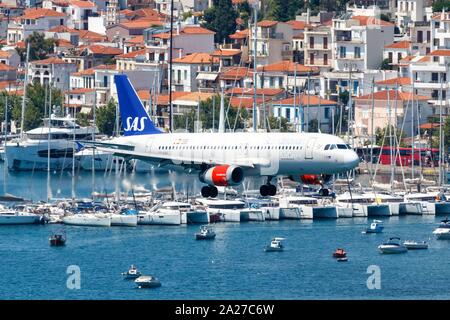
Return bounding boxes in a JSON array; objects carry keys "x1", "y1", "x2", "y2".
[{"x1": 0, "y1": 0, "x2": 448, "y2": 152}]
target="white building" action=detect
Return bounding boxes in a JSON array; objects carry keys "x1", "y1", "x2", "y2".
[
  {"x1": 431, "y1": 11, "x2": 450, "y2": 51},
  {"x1": 7, "y1": 8, "x2": 67, "y2": 45},
  {"x1": 396, "y1": 0, "x2": 427, "y2": 29},
  {"x1": 29, "y1": 57, "x2": 77, "y2": 90},
  {"x1": 331, "y1": 15, "x2": 395, "y2": 72}
]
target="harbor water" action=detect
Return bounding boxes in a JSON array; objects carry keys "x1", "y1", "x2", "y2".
[{"x1": 1, "y1": 163, "x2": 450, "y2": 299}]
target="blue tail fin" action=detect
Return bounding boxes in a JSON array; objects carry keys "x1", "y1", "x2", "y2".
[{"x1": 114, "y1": 74, "x2": 162, "y2": 136}]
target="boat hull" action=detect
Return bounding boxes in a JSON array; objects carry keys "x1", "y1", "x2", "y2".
[
  {"x1": 186, "y1": 210, "x2": 210, "y2": 224},
  {"x1": 137, "y1": 210, "x2": 181, "y2": 225},
  {"x1": 279, "y1": 207, "x2": 301, "y2": 219},
  {"x1": 111, "y1": 214, "x2": 138, "y2": 227},
  {"x1": 0, "y1": 213, "x2": 42, "y2": 225},
  {"x1": 63, "y1": 215, "x2": 111, "y2": 227}
]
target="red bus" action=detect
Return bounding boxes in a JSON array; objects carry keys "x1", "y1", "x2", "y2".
[{"x1": 378, "y1": 146, "x2": 440, "y2": 167}]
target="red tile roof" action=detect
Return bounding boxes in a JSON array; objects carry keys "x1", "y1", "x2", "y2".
[
  {"x1": 116, "y1": 48, "x2": 146, "y2": 59},
  {"x1": 226, "y1": 88, "x2": 284, "y2": 97},
  {"x1": 375, "y1": 77, "x2": 412, "y2": 86},
  {"x1": 69, "y1": 0, "x2": 96, "y2": 8},
  {"x1": 120, "y1": 20, "x2": 164, "y2": 29},
  {"x1": 79, "y1": 30, "x2": 106, "y2": 41},
  {"x1": 230, "y1": 96, "x2": 268, "y2": 108},
  {"x1": 173, "y1": 52, "x2": 219, "y2": 64},
  {"x1": 356, "y1": 90, "x2": 429, "y2": 101},
  {"x1": 86, "y1": 45, "x2": 122, "y2": 55},
  {"x1": 219, "y1": 67, "x2": 252, "y2": 80},
  {"x1": 0, "y1": 64, "x2": 16, "y2": 71},
  {"x1": 429, "y1": 49, "x2": 450, "y2": 57},
  {"x1": 229, "y1": 29, "x2": 248, "y2": 40},
  {"x1": 212, "y1": 49, "x2": 241, "y2": 57},
  {"x1": 352, "y1": 15, "x2": 395, "y2": 27},
  {"x1": 384, "y1": 40, "x2": 411, "y2": 49},
  {"x1": 287, "y1": 20, "x2": 308, "y2": 30},
  {"x1": 257, "y1": 61, "x2": 318, "y2": 73},
  {"x1": 258, "y1": 20, "x2": 278, "y2": 28},
  {"x1": 68, "y1": 88, "x2": 95, "y2": 94},
  {"x1": 276, "y1": 95, "x2": 337, "y2": 106},
  {"x1": 31, "y1": 57, "x2": 72, "y2": 65},
  {"x1": 19, "y1": 8, "x2": 66, "y2": 20},
  {"x1": 48, "y1": 25, "x2": 79, "y2": 33}
]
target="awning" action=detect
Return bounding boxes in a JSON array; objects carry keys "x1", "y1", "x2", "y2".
[{"x1": 196, "y1": 72, "x2": 218, "y2": 81}]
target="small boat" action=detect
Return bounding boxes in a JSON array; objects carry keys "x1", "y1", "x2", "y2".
[
  {"x1": 433, "y1": 218, "x2": 450, "y2": 240},
  {"x1": 403, "y1": 240, "x2": 428, "y2": 250},
  {"x1": 337, "y1": 257, "x2": 348, "y2": 262},
  {"x1": 195, "y1": 225, "x2": 216, "y2": 240},
  {"x1": 135, "y1": 275, "x2": 161, "y2": 288},
  {"x1": 49, "y1": 232, "x2": 66, "y2": 246},
  {"x1": 364, "y1": 220, "x2": 384, "y2": 234},
  {"x1": 332, "y1": 248, "x2": 347, "y2": 258},
  {"x1": 264, "y1": 237, "x2": 285, "y2": 252},
  {"x1": 378, "y1": 237, "x2": 408, "y2": 254},
  {"x1": 122, "y1": 265, "x2": 142, "y2": 279}
]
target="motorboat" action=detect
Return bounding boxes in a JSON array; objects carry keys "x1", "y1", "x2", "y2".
[
  {"x1": 378, "y1": 237, "x2": 408, "y2": 254},
  {"x1": 332, "y1": 248, "x2": 347, "y2": 259},
  {"x1": 364, "y1": 220, "x2": 384, "y2": 234},
  {"x1": 244, "y1": 198, "x2": 280, "y2": 220},
  {"x1": 195, "y1": 225, "x2": 216, "y2": 240},
  {"x1": 404, "y1": 192, "x2": 450, "y2": 215},
  {"x1": 239, "y1": 207, "x2": 265, "y2": 222},
  {"x1": 403, "y1": 240, "x2": 428, "y2": 250},
  {"x1": 62, "y1": 213, "x2": 111, "y2": 227},
  {"x1": 433, "y1": 218, "x2": 450, "y2": 240},
  {"x1": 49, "y1": 232, "x2": 66, "y2": 246},
  {"x1": 137, "y1": 209, "x2": 181, "y2": 225},
  {"x1": 0, "y1": 206, "x2": 43, "y2": 225},
  {"x1": 195, "y1": 198, "x2": 243, "y2": 222},
  {"x1": 5, "y1": 113, "x2": 97, "y2": 171},
  {"x1": 135, "y1": 276, "x2": 161, "y2": 288},
  {"x1": 264, "y1": 237, "x2": 285, "y2": 252},
  {"x1": 122, "y1": 265, "x2": 142, "y2": 279}
]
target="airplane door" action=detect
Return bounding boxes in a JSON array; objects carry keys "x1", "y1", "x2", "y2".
[{"x1": 304, "y1": 138, "x2": 317, "y2": 160}]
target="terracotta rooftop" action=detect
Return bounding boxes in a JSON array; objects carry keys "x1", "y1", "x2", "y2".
[
  {"x1": 276, "y1": 95, "x2": 337, "y2": 106},
  {"x1": 120, "y1": 20, "x2": 164, "y2": 29},
  {"x1": 86, "y1": 45, "x2": 122, "y2": 55},
  {"x1": 212, "y1": 49, "x2": 241, "y2": 57},
  {"x1": 18, "y1": 8, "x2": 66, "y2": 20},
  {"x1": 68, "y1": 88, "x2": 95, "y2": 94},
  {"x1": 31, "y1": 57, "x2": 72, "y2": 65},
  {"x1": 48, "y1": 25, "x2": 79, "y2": 33},
  {"x1": 429, "y1": 49, "x2": 450, "y2": 57},
  {"x1": 384, "y1": 40, "x2": 411, "y2": 49},
  {"x1": 173, "y1": 53, "x2": 219, "y2": 64},
  {"x1": 69, "y1": 0, "x2": 96, "y2": 8},
  {"x1": 375, "y1": 77, "x2": 412, "y2": 86},
  {"x1": 356, "y1": 90, "x2": 429, "y2": 101},
  {"x1": 219, "y1": 67, "x2": 252, "y2": 80},
  {"x1": 352, "y1": 15, "x2": 395, "y2": 27},
  {"x1": 257, "y1": 61, "x2": 318, "y2": 73},
  {"x1": 229, "y1": 29, "x2": 248, "y2": 40},
  {"x1": 79, "y1": 30, "x2": 106, "y2": 41},
  {"x1": 116, "y1": 48, "x2": 146, "y2": 59},
  {"x1": 287, "y1": 20, "x2": 309, "y2": 30},
  {"x1": 258, "y1": 20, "x2": 278, "y2": 28},
  {"x1": 226, "y1": 88, "x2": 284, "y2": 97}
]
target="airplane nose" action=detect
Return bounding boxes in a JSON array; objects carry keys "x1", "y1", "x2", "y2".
[{"x1": 341, "y1": 151, "x2": 360, "y2": 170}]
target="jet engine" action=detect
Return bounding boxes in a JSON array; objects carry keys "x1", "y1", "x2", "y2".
[{"x1": 199, "y1": 165, "x2": 244, "y2": 187}]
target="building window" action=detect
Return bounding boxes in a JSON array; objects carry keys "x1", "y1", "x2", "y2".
[
  {"x1": 324, "y1": 107, "x2": 330, "y2": 119},
  {"x1": 417, "y1": 30, "x2": 423, "y2": 43},
  {"x1": 397, "y1": 52, "x2": 402, "y2": 62},
  {"x1": 310, "y1": 53, "x2": 314, "y2": 65},
  {"x1": 309, "y1": 36, "x2": 314, "y2": 49},
  {"x1": 388, "y1": 52, "x2": 393, "y2": 63},
  {"x1": 354, "y1": 47, "x2": 361, "y2": 59},
  {"x1": 339, "y1": 46, "x2": 346, "y2": 58},
  {"x1": 279, "y1": 77, "x2": 283, "y2": 87},
  {"x1": 324, "y1": 53, "x2": 328, "y2": 65},
  {"x1": 184, "y1": 70, "x2": 187, "y2": 80},
  {"x1": 323, "y1": 37, "x2": 328, "y2": 49},
  {"x1": 269, "y1": 77, "x2": 274, "y2": 87}
]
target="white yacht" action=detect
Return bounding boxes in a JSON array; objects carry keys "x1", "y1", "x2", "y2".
[
  {"x1": 0, "y1": 206, "x2": 42, "y2": 225},
  {"x1": 244, "y1": 198, "x2": 280, "y2": 220},
  {"x1": 5, "y1": 114, "x2": 97, "y2": 171},
  {"x1": 404, "y1": 192, "x2": 450, "y2": 215},
  {"x1": 335, "y1": 192, "x2": 391, "y2": 217},
  {"x1": 110, "y1": 210, "x2": 138, "y2": 227},
  {"x1": 137, "y1": 202, "x2": 182, "y2": 225},
  {"x1": 433, "y1": 218, "x2": 450, "y2": 240},
  {"x1": 62, "y1": 213, "x2": 111, "y2": 227},
  {"x1": 277, "y1": 195, "x2": 338, "y2": 219},
  {"x1": 195, "y1": 198, "x2": 243, "y2": 222},
  {"x1": 378, "y1": 237, "x2": 408, "y2": 254}
]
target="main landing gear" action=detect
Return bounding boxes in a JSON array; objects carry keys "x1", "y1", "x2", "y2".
[
  {"x1": 201, "y1": 185, "x2": 218, "y2": 198},
  {"x1": 318, "y1": 188, "x2": 330, "y2": 197},
  {"x1": 260, "y1": 177, "x2": 277, "y2": 197}
]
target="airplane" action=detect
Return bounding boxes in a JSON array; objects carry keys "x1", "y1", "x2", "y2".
[{"x1": 84, "y1": 74, "x2": 360, "y2": 198}]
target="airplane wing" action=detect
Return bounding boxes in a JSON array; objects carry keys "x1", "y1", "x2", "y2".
[{"x1": 79, "y1": 140, "x2": 268, "y2": 169}]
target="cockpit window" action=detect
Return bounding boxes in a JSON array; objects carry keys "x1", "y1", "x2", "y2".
[
  {"x1": 330, "y1": 144, "x2": 337, "y2": 150},
  {"x1": 324, "y1": 144, "x2": 330, "y2": 150},
  {"x1": 337, "y1": 144, "x2": 348, "y2": 149}
]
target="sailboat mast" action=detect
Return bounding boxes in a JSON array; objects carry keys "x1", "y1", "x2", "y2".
[
  {"x1": 91, "y1": 88, "x2": 97, "y2": 199},
  {"x1": 47, "y1": 83, "x2": 51, "y2": 202},
  {"x1": 252, "y1": 2, "x2": 258, "y2": 132},
  {"x1": 411, "y1": 79, "x2": 415, "y2": 180},
  {"x1": 3, "y1": 94, "x2": 7, "y2": 195},
  {"x1": 115, "y1": 99, "x2": 120, "y2": 202},
  {"x1": 438, "y1": 78, "x2": 443, "y2": 186},
  {"x1": 20, "y1": 43, "x2": 30, "y2": 140}
]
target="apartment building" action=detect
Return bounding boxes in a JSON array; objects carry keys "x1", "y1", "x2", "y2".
[{"x1": 303, "y1": 24, "x2": 332, "y2": 71}]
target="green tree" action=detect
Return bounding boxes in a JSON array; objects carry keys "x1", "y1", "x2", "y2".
[
  {"x1": 381, "y1": 58, "x2": 391, "y2": 70},
  {"x1": 16, "y1": 32, "x2": 56, "y2": 62},
  {"x1": 432, "y1": 0, "x2": 450, "y2": 12},
  {"x1": 202, "y1": 0, "x2": 237, "y2": 43},
  {"x1": 76, "y1": 112, "x2": 91, "y2": 127},
  {"x1": 237, "y1": 0, "x2": 251, "y2": 27},
  {"x1": 375, "y1": 125, "x2": 408, "y2": 147},
  {"x1": 173, "y1": 95, "x2": 249, "y2": 132},
  {"x1": 444, "y1": 116, "x2": 450, "y2": 151},
  {"x1": 96, "y1": 100, "x2": 119, "y2": 136},
  {"x1": 268, "y1": 116, "x2": 291, "y2": 132}
]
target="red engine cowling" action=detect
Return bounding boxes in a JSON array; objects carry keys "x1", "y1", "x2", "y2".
[
  {"x1": 290, "y1": 174, "x2": 333, "y2": 185},
  {"x1": 199, "y1": 165, "x2": 244, "y2": 186}
]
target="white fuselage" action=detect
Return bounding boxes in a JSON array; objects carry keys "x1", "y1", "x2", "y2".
[{"x1": 108, "y1": 132, "x2": 359, "y2": 177}]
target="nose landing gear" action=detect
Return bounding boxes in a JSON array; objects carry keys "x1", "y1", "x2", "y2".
[{"x1": 260, "y1": 184, "x2": 277, "y2": 197}]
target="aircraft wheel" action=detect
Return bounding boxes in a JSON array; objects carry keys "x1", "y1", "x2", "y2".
[
  {"x1": 268, "y1": 184, "x2": 277, "y2": 196},
  {"x1": 201, "y1": 186, "x2": 211, "y2": 198},
  {"x1": 260, "y1": 185, "x2": 270, "y2": 197},
  {"x1": 209, "y1": 186, "x2": 218, "y2": 198},
  {"x1": 319, "y1": 188, "x2": 329, "y2": 197}
]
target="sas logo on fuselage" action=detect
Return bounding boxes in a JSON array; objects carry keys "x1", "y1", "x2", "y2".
[{"x1": 124, "y1": 117, "x2": 147, "y2": 132}]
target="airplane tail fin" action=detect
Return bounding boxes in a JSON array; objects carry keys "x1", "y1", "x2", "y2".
[{"x1": 114, "y1": 74, "x2": 162, "y2": 136}]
